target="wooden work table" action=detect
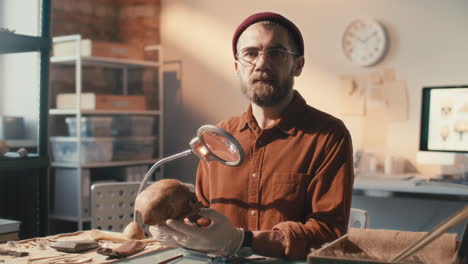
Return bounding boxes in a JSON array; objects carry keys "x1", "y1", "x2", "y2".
[
  {"x1": 0, "y1": 230, "x2": 305, "y2": 264},
  {"x1": 118, "y1": 248, "x2": 305, "y2": 264}
]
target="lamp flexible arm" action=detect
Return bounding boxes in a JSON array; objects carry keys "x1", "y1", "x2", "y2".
[{"x1": 137, "y1": 149, "x2": 193, "y2": 196}]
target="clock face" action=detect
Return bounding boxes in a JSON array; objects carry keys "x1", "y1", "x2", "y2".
[{"x1": 342, "y1": 18, "x2": 388, "y2": 67}]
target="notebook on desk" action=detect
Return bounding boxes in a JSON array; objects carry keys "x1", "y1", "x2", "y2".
[
  {"x1": 0, "y1": 219, "x2": 20, "y2": 234},
  {"x1": 0, "y1": 218, "x2": 20, "y2": 242}
]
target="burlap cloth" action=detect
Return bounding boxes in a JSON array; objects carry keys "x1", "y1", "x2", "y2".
[
  {"x1": 0, "y1": 230, "x2": 166, "y2": 264},
  {"x1": 311, "y1": 228, "x2": 458, "y2": 264}
]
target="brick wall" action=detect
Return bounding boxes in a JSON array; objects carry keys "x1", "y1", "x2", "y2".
[
  {"x1": 117, "y1": 0, "x2": 161, "y2": 46},
  {"x1": 51, "y1": 0, "x2": 160, "y2": 45}
]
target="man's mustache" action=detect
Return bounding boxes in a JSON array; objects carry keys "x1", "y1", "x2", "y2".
[{"x1": 251, "y1": 72, "x2": 275, "y2": 83}]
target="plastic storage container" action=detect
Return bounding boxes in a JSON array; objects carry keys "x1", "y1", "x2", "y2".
[
  {"x1": 0, "y1": 116, "x2": 25, "y2": 139},
  {"x1": 65, "y1": 117, "x2": 113, "y2": 137},
  {"x1": 52, "y1": 168, "x2": 91, "y2": 218},
  {"x1": 113, "y1": 137, "x2": 156, "y2": 161},
  {"x1": 50, "y1": 136, "x2": 113, "y2": 164},
  {"x1": 111, "y1": 116, "x2": 154, "y2": 137}
]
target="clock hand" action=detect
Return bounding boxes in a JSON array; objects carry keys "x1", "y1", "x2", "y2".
[
  {"x1": 363, "y1": 31, "x2": 377, "y2": 42},
  {"x1": 354, "y1": 33, "x2": 366, "y2": 42}
]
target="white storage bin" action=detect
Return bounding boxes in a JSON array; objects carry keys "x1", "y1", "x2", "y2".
[
  {"x1": 65, "y1": 117, "x2": 113, "y2": 137},
  {"x1": 50, "y1": 136, "x2": 113, "y2": 164},
  {"x1": 111, "y1": 116, "x2": 154, "y2": 137},
  {"x1": 113, "y1": 137, "x2": 156, "y2": 161}
]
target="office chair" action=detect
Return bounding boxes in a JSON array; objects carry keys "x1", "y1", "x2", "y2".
[
  {"x1": 91, "y1": 182, "x2": 145, "y2": 232},
  {"x1": 90, "y1": 181, "x2": 195, "y2": 232}
]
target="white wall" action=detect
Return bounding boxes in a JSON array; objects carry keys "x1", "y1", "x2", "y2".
[
  {"x1": 0, "y1": 0, "x2": 41, "y2": 140},
  {"x1": 161, "y1": 0, "x2": 468, "y2": 178}
]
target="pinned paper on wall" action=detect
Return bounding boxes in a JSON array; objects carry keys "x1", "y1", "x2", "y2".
[
  {"x1": 338, "y1": 68, "x2": 409, "y2": 153},
  {"x1": 369, "y1": 71, "x2": 383, "y2": 85},
  {"x1": 367, "y1": 71, "x2": 386, "y2": 108},
  {"x1": 369, "y1": 85, "x2": 384, "y2": 101},
  {"x1": 339, "y1": 75, "x2": 365, "y2": 115},
  {"x1": 367, "y1": 84, "x2": 386, "y2": 108},
  {"x1": 384, "y1": 80, "x2": 408, "y2": 121},
  {"x1": 363, "y1": 108, "x2": 388, "y2": 150},
  {"x1": 339, "y1": 68, "x2": 408, "y2": 118},
  {"x1": 382, "y1": 68, "x2": 396, "y2": 82}
]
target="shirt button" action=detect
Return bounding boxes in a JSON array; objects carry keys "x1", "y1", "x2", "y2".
[
  {"x1": 250, "y1": 210, "x2": 257, "y2": 216},
  {"x1": 252, "y1": 173, "x2": 258, "y2": 179}
]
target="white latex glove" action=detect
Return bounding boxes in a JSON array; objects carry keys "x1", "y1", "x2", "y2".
[
  {"x1": 155, "y1": 208, "x2": 245, "y2": 256},
  {"x1": 149, "y1": 225, "x2": 182, "y2": 248}
]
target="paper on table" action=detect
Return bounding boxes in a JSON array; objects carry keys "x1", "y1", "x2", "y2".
[
  {"x1": 0, "y1": 230, "x2": 164, "y2": 264},
  {"x1": 339, "y1": 75, "x2": 366, "y2": 115}
]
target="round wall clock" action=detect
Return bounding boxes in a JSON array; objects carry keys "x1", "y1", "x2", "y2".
[{"x1": 342, "y1": 18, "x2": 389, "y2": 67}]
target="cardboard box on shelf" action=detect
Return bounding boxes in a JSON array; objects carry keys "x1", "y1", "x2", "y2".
[
  {"x1": 53, "y1": 39, "x2": 144, "y2": 61},
  {"x1": 56, "y1": 93, "x2": 147, "y2": 111}
]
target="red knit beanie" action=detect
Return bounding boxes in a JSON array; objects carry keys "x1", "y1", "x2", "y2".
[{"x1": 232, "y1": 12, "x2": 304, "y2": 59}]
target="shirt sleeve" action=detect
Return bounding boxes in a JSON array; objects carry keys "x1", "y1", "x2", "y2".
[{"x1": 273, "y1": 124, "x2": 355, "y2": 259}]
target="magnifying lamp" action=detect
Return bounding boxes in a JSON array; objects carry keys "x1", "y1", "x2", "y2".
[{"x1": 137, "y1": 125, "x2": 244, "y2": 196}]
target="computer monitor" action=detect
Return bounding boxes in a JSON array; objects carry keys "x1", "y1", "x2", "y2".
[{"x1": 420, "y1": 85, "x2": 468, "y2": 153}]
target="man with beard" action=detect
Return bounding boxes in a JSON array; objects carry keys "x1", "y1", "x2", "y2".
[{"x1": 151, "y1": 12, "x2": 354, "y2": 260}]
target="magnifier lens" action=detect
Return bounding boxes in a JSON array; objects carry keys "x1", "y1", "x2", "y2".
[{"x1": 201, "y1": 131, "x2": 240, "y2": 162}]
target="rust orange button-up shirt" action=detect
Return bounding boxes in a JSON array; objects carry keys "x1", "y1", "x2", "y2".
[{"x1": 195, "y1": 91, "x2": 354, "y2": 259}]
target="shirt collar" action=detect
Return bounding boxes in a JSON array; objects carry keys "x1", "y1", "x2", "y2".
[
  {"x1": 237, "y1": 90, "x2": 306, "y2": 135},
  {"x1": 237, "y1": 105, "x2": 255, "y2": 132}
]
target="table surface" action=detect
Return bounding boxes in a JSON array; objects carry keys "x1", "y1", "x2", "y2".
[
  {"x1": 116, "y1": 248, "x2": 306, "y2": 264},
  {"x1": 354, "y1": 175, "x2": 468, "y2": 196}
]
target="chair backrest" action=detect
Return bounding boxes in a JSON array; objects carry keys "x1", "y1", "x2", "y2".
[
  {"x1": 91, "y1": 182, "x2": 145, "y2": 232},
  {"x1": 349, "y1": 208, "x2": 369, "y2": 229},
  {"x1": 90, "y1": 181, "x2": 195, "y2": 232}
]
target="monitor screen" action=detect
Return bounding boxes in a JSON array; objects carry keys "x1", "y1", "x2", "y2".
[{"x1": 420, "y1": 85, "x2": 468, "y2": 153}]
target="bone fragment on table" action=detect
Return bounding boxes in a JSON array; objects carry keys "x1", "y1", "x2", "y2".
[{"x1": 97, "y1": 240, "x2": 146, "y2": 258}]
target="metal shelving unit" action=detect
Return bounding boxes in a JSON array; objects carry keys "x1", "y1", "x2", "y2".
[
  {"x1": 51, "y1": 159, "x2": 161, "y2": 169},
  {"x1": 50, "y1": 56, "x2": 160, "y2": 68},
  {"x1": 49, "y1": 109, "x2": 161, "y2": 115},
  {"x1": 48, "y1": 35, "x2": 163, "y2": 229}
]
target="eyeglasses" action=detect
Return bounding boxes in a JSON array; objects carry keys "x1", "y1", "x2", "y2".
[{"x1": 236, "y1": 47, "x2": 299, "y2": 67}]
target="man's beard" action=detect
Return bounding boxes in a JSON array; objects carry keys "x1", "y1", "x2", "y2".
[{"x1": 240, "y1": 71, "x2": 294, "y2": 107}]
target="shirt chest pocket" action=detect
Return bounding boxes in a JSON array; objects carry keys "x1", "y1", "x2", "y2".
[{"x1": 272, "y1": 173, "x2": 309, "y2": 200}]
